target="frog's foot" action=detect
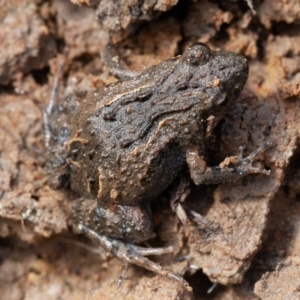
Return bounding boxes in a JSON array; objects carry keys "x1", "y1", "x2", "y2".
[
  {"x1": 170, "y1": 177, "x2": 221, "y2": 230},
  {"x1": 234, "y1": 141, "x2": 273, "y2": 176},
  {"x1": 170, "y1": 176, "x2": 190, "y2": 225},
  {"x1": 188, "y1": 210, "x2": 221, "y2": 232},
  {"x1": 78, "y1": 224, "x2": 192, "y2": 291}
]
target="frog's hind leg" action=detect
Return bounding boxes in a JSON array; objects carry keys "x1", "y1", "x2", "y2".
[
  {"x1": 102, "y1": 44, "x2": 140, "y2": 81},
  {"x1": 77, "y1": 224, "x2": 192, "y2": 291}
]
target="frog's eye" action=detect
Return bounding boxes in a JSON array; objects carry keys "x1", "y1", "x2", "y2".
[{"x1": 184, "y1": 43, "x2": 212, "y2": 66}]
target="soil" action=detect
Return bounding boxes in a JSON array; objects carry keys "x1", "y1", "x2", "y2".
[{"x1": 1, "y1": 0, "x2": 300, "y2": 299}]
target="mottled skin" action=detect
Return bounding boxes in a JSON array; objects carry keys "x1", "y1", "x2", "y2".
[{"x1": 47, "y1": 44, "x2": 267, "y2": 244}]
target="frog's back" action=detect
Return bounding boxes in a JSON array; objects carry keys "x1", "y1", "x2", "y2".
[
  {"x1": 48, "y1": 44, "x2": 248, "y2": 206},
  {"x1": 66, "y1": 59, "x2": 191, "y2": 205}
]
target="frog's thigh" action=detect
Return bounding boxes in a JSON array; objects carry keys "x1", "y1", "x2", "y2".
[{"x1": 73, "y1": 199, "x2": 154, "y2": 242}]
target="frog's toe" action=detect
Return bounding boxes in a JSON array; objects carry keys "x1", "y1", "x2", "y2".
[
  {"x1": 238, "y1": 141, "x2": 274, "y2": 161},
  {"x1": 236, "y1": 141, "x2": 274, "y2": 176}
]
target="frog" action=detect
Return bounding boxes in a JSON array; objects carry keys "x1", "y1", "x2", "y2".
[{"x1": 45, "y1": 43, "x2": 271, "y2": 289}]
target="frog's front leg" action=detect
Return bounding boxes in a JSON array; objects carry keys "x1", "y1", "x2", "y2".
[
  {"x1": 102, "y1": 44, "x2": 140, "y2": 81},
  {"x1": 170, "y1": 176, "x2": 191, "y2": 225},
  {"x1": 186, "y1": 142, "x2": 272, "y2": 185}
]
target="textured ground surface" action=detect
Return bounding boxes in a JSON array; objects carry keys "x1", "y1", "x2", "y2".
[{"x1": 1, "y1": 0, "x2": 300, "y2": 299}]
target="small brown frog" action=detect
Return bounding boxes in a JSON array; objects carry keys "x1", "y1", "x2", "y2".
[{"x1": 46, "y1": 43, "x2": 270, "y2": 289}]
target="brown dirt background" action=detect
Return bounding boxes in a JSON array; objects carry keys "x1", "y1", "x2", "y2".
[{"x1": 1, "y1": 0, "x2": 300, "y2": 299}]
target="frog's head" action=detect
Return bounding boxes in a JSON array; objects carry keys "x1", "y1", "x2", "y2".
[{"x1": 180, "y1": 43, "x2": 248, "y2": 111}]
